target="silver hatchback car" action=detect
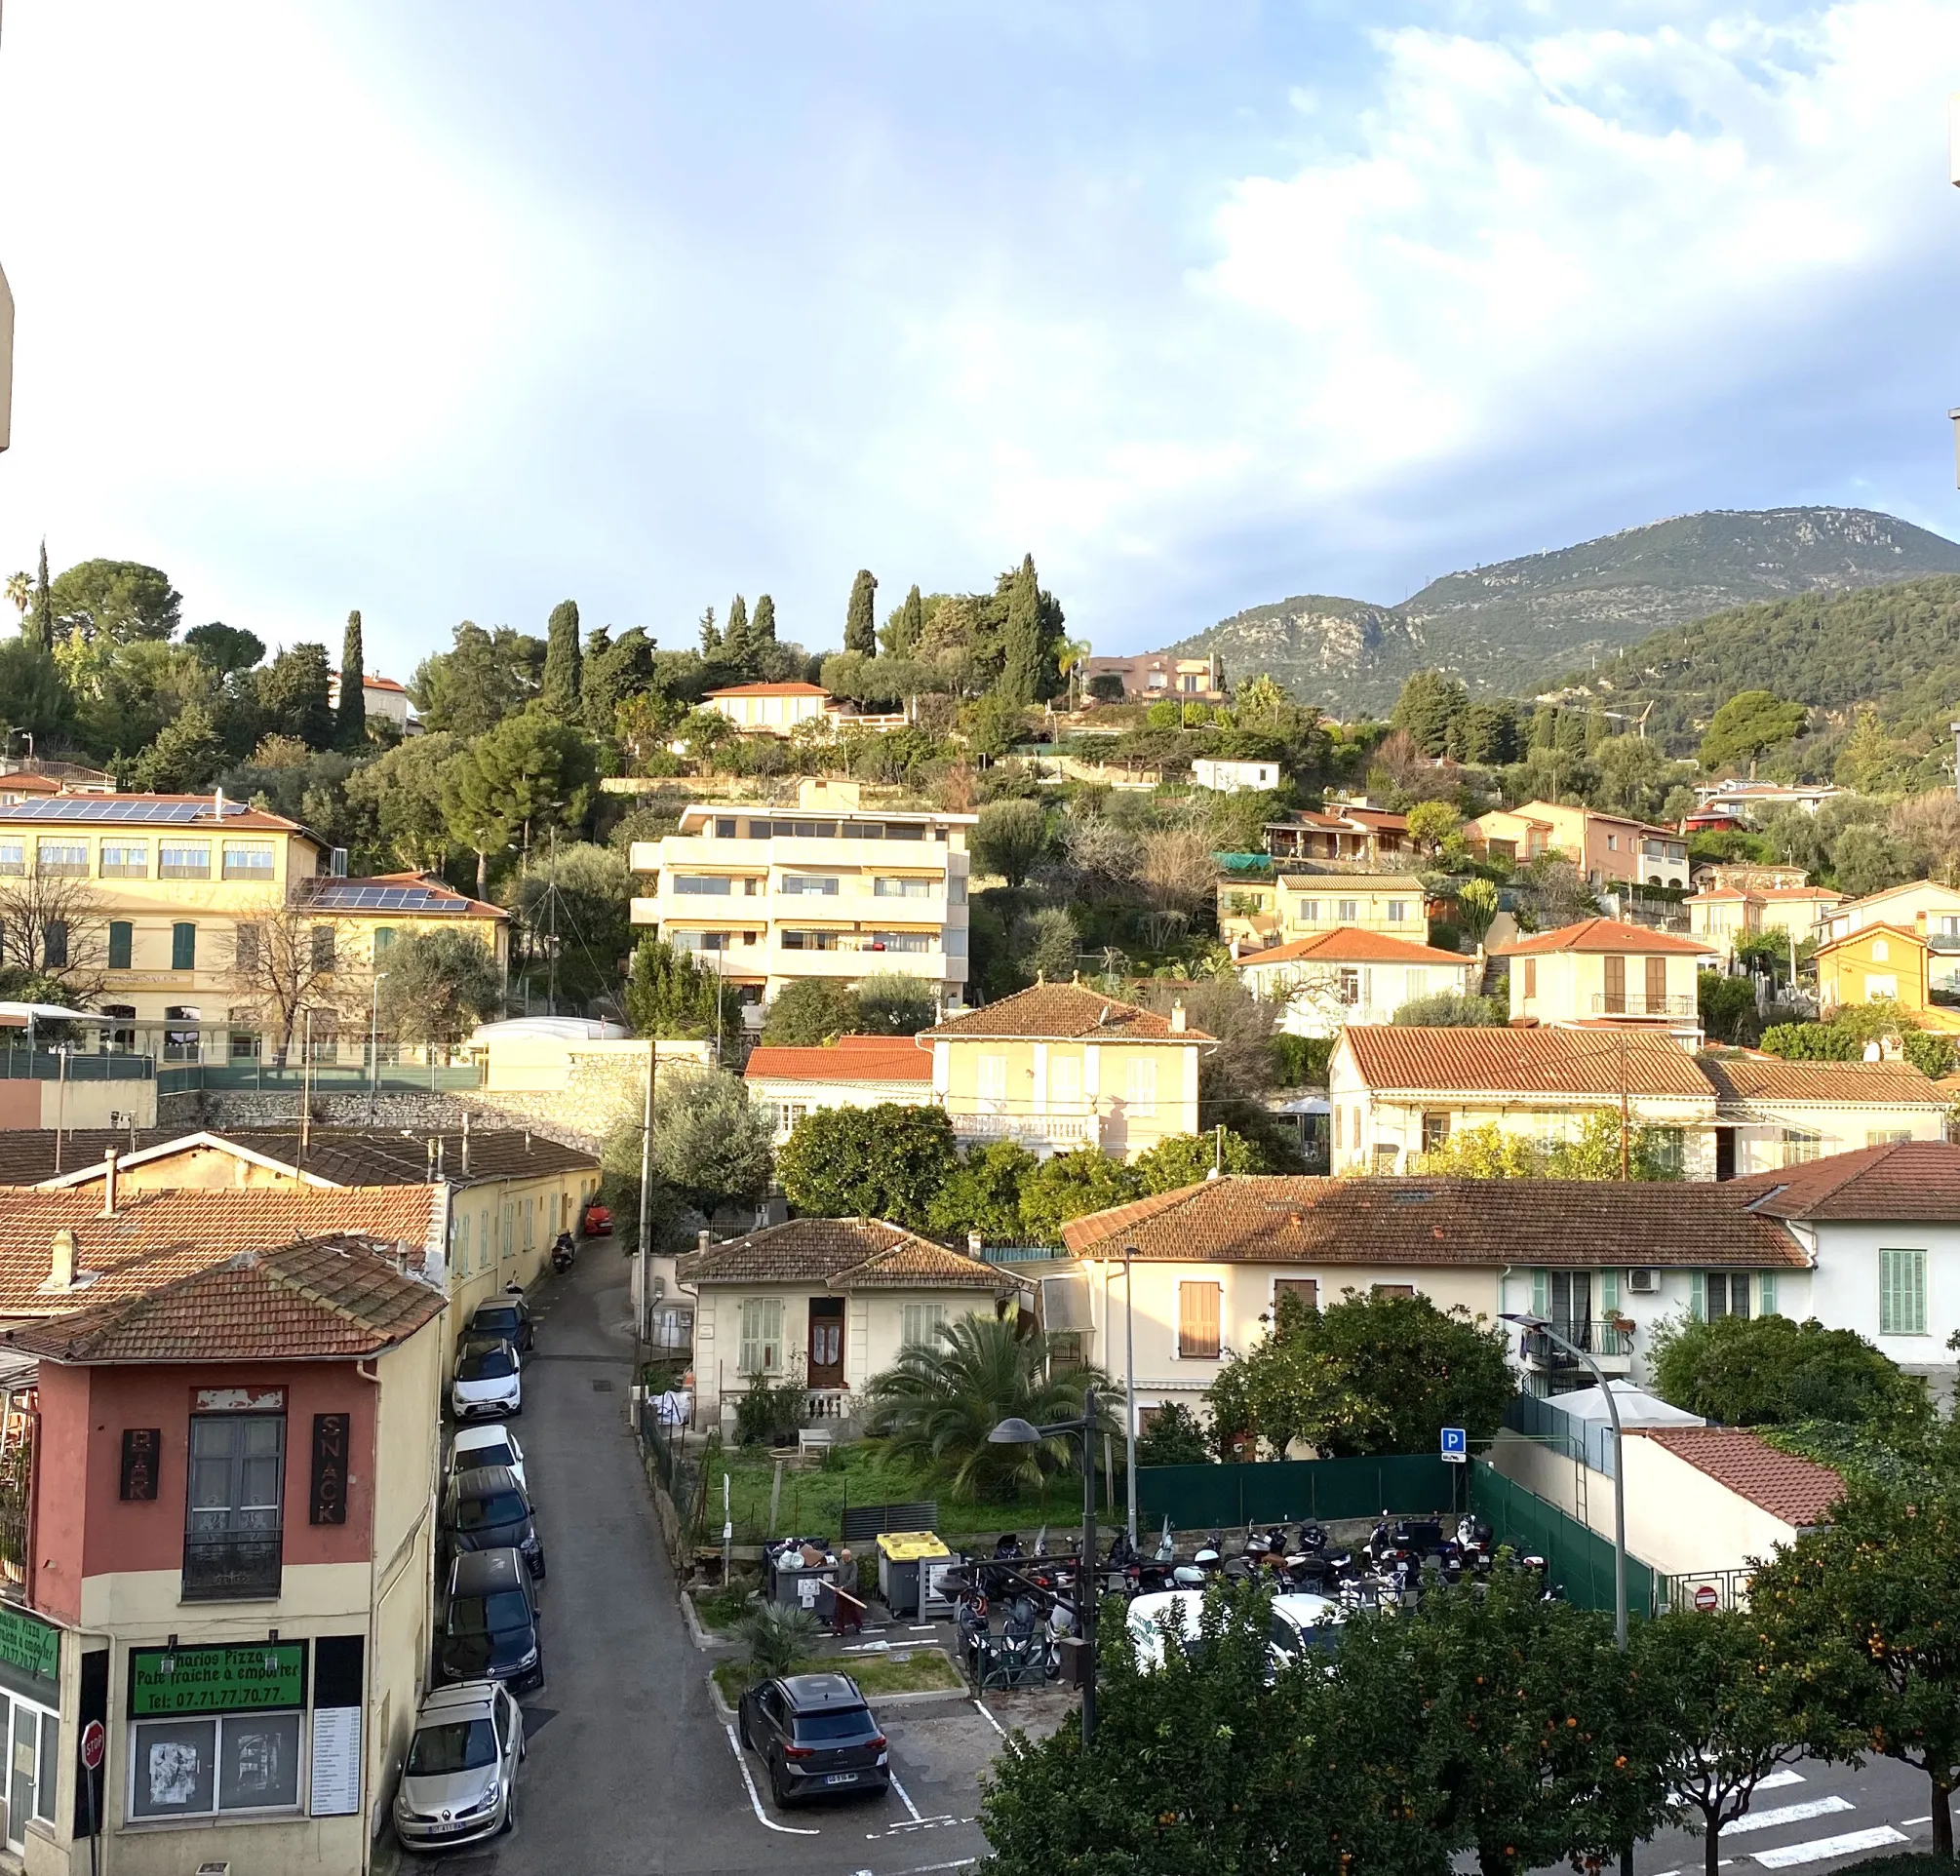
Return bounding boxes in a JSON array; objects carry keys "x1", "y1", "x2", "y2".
[{"x1": 393, "y1": 1679, "x2": 526, "y2": 1852}]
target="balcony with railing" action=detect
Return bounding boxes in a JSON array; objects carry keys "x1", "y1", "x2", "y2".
[
  {"x1": 1588, "y1": 993, "x2": 1698, "y2": 1018},
  {"x1": 952, "y1": 1110, "x2": 1100, "y2": 1151},
  {"x1": 1520, "y1": 1318, "x2": 1635, "y2": 1375},
  {"x1": 181, "y1": 1529, "x2": 284, "y2": 1601}
]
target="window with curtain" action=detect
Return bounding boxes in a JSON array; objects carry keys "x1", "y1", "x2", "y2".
[
  {"x1": 99, "y1": 840, "x2": 148, "y2": 879},
  {"x1": 35, "y1": 839, "x2": 87, "y2": 878},
  {"x1": 1125, "y1": 1057, "x2": 1156, "y2": 1116},
  {"x1": 1177, "y1": 1282, "x2": 1221, "y2": 1359},
  {"x1": 738, "y1": 1299, "x2": 785, "y2": 1373},
  {"x1": 159, "y1": 840, "x2": 211, "y2": 880},
  {"x1": 975, "y1": 1054, "x2": 1007, "y2": 1114},
  {"x1": 900, "y1": 1303, "x2": 946, "y2": 1348},
  {"x1": 221, "y1": 840, "x2": 275, "y2": 881},
  {"x1": 1879, "y1": 1248, "x2": 1928, "y2": 1337}
]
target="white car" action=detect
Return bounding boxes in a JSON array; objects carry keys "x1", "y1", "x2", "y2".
[
  {"x1": 451, "y1": 1339, "x2": 522, "y2": 1421},
  {"x1": 1125, "y1": 1589, "x2": 1209, "y2": 1671},
  {"x1": 393, "y1": 1679, "x2": 526, "y2": 1851},
  {"x1": 452, "y1": 1425, "x2": 527, "y2": 1490},
  {"x1": 1267, "y1": 1592, "x2": 1346, "y2": 1670}
]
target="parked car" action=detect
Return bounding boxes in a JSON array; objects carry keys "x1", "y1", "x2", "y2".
[
  {"x1": 441, "y1": 1548, "x2": 543, "y2": 1692},
  {"x1": 736, "y1": 1672, "x2": 888, "y2": 1808},
  {"x1": 582, "y1": 1199, "x2": 612, "y2": 1236},
  {"x1": 452, "y1": 1424, "x2": 527, "y2": 1490},
  {"x1": 1266, "y1": 1593, "x2": 1346, "y2": 1670},
  {"x1": 451, "y1": 1338, "x2": 523, "y2": 1421},
  {"x1": 393, "y1": 1679, "x2": 526, "y2": 1851},
  {"x1": 444, "y1": 1466, "x2": 545, "y2": 1579},
  {"x1": 467, "y1": 1291, "x2": 534, "y2": 1352},
  {"x1": 1125, "y1": 1589, "x2": 1209, "y2": 1671}
]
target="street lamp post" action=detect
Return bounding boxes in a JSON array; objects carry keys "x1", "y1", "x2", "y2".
[
  {"x1": 990, "y1": 1387, "x2": 1102, "y2": 1745},
  {"x1": 1502, "y1": 1310, "x2": 1634, "y2": 1876},
  {"x1": 369, "y1": 971, "x2": 388, "y2": 1111}
]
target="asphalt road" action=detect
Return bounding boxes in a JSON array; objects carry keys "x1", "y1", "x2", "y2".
[
  {"x1": 423, "y1": 1246, "x2": 1945, "y2": 1876},
  {"x1": 450, "y1": 1245, "x2": 1001, "y2": 1876}
]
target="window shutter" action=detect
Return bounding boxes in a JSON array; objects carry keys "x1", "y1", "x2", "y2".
[
  {"x1": 1645, "y1": 956, "x2": 1666, "y2": 1011},
  {"x1": 1178, "y1": 1282, "x2": 1221, "y2": 1359},
  {"x1": 1690, "y1": 1271, "x2": 1705, "y2": 1322},
  {"x1": 1911, "y1": 1250, "x2": 1927, "y2": 1335},
  {"x1": 171, "y1": 922, "x2": 196, "y2": 971},
  {"x1": 1531, "y1": 1270, "x2": 1548, "y2": 1318},
  {"x1": 108, "y1": 921, "x2": 133, "y2": 970},
  {"x1": 1599, "y1": 1269, "x2": 1620, "y2": 1314},
  {"x1": 739, "y1": 1301, "x2": 761, "y2": 1375},
  {"x1": 1758, "y1": 1271, "x2": 1778, "y2": 1316}
]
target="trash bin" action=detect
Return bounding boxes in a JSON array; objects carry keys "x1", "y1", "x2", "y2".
[
  {"x1": 876, "y1": 1532, "x2": 951, "y2": 1617},
  {"x1": 766, "y1": 1540, "x2": 843, "y2": 1613}
]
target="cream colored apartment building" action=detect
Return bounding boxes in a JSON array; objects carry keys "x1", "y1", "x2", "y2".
[
  {"x1": 628, "y1": 780, "x2": 975, "y2": 1015},
  {"x1": 1219, "y1": 872, "x2": 1429, "y2": 954}
]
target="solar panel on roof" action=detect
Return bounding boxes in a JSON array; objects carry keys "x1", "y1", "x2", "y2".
[
  {"x1": 0, "y1": 797, "x2": 250, "y2": 824},
  {"x1": 305, "y1": 880, "x2": 465, "y2": 912}
]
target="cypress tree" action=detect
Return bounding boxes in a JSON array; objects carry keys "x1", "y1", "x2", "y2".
[
  {"x1": 698, "y1": 606, "x2": 722, "y2": 656},
  {"x1": 999, "y1": 555, "x2": 1041, "y2": 705},
  {"x1": 542, "y1": 599, "x2": 582, "y2": 719},
  {"x1": 844, "y1": 569, "x2": 878, "y2": 655},
  {"x1": 335, "y1": 609, "x2": 369, "y2": 746},
  {"x1": 28, "y1": 539, "x2": 51, "y2": 650},
  {"x1": 723, "y1": 594, "x2": 754, "y2": 671},
  {"x1": 753, "y1": 594, "x2": 777, "y2": 643},
  {"x1": 895, "y1": 583, "x2": 925, "y2": 657}
]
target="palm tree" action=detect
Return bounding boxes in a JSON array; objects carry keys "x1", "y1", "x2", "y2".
[
  {"x1": 3, "y1": 572, "x2": 28, "y2": 619},
  {"x1": 864, "y1": 1313, "x2": 1118, "y2": 1503}
]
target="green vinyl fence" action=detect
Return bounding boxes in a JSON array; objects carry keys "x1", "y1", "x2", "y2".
[
  {"x1": 1136, "y1": 1455, "x2": 1464, "y2": 1531},
  {"x1": 1470, "y1": 1459, "x2": 1655, "y2": 1618}
]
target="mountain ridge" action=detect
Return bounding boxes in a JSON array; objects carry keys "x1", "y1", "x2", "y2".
[{"x1": 1167, "y1": 507, "x2": 1960, "y2": 717}]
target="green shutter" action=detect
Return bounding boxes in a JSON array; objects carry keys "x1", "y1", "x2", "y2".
[
  {"x1": 1758, "y1": 1271, "x2": 1778, "y2": 1317},
  {"x1": 171, "y1": 922, "x2": 196, "y2": 970},
  {"x1": 1878, "y1": 1249, "x2": 1927, "y2": 1337},
  {"x1": 107, "y1": 921, "x2": 132, "y2": 970},
  {"x1": 1690, "y1": 1271, "x2": 1705, "y2": 1322},
  {"x1": 1599, "y1": 1269, "x2": 1620, "y2": 1314},
  {"x1": 1531, "y1": 1270, "x2": 1548, "y2": 1318}
]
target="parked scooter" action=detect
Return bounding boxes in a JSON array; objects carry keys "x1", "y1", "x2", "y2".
[{"x1": 550, "y1": 1231, "x2": 577, "y2": 1273}]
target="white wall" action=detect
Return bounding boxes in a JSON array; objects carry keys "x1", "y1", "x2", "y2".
[{"x1": 1800, "y1": 1218, "x2": 1960, "y2": 1378}]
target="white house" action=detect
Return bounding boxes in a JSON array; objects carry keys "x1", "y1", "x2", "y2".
[
  {"x1": 742, "y1": 1035, "x2": 935, "y2": 1141},
  {"x1": 327, "y1": 669, "x2": 415, "y2": 734},
  {"x1": 1235, "y1": 928, "x2": 1475, "y2": 1036},
  {"x1": 1193, "y1": 757, "x2": 1281, "y2": 794}
]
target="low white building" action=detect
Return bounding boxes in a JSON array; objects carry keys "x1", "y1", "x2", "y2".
[
  {"x1": 1235, "y1": 928, "x2": 1475, "y2": 1036},
  {"x1": 742, "y1": 1035, "x2": 934, "y2": 1141},
  {"x1": 1193, "y1": 757, "x2": 1281, "y2": 794},
  {"x1": 327, "y1": 668, "x2": 416, "y2": 734}
]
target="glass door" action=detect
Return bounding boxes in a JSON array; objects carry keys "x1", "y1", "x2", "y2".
[{"x1": 9, "y1": 1700, "x2": 34, "y2": 1852}]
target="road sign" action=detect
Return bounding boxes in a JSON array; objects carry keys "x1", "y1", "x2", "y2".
[
  {"x1": 80, "y1": 1720, "x2": 104, "y2": 1771},
  {"x1": 1440, "y1": 1427, "x2": 1468, "y2": 1465},
  {"x1": 1693, "y1": 1584, "x2": 1720, "y2": 1613}
]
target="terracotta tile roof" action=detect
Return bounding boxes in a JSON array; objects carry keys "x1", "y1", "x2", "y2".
[
  {"x1": 1339, "y1": 1026, "x2": 1713, "y2": 1098},
  {"x1": 1699, "y1": 1056, "x2": 1945, "y2": 1110},
  {"x1": 1729, "y1": 1140, "x2": 1960, "y2": 1219},
  {"x1": 21, "y1": 1128, "x2": 596, "y2": 1192},
  {"x1": 1629, "y1": 1427, "x2": 1843, "y2": 1527},
  {"x1": 0, "y1": 1187, "x2": 440, "y2": 1318},
  {"x1": 1339, "y1": 807, "x2": 1409, "y2": 831},
  {"x1": 926, "y1": 982, "x2": 1212, "y2": 1042},
  {"x1": 1825, "y1": 879, "x2": 1960, "y2": 918},
  {"x1": 743, "y1": 1037, "x2": 933, "y2": 1084},
  {"x1": 4, "y1": 1234, "x2": 445, "y2": 1363},
  {"x1": 1686, "y1": 888, "x2": 1754, "y2": 903},
  {"x1": 1758, "y1": 886, "x2": 1840, "y2": 902},
  {"x1": 1235, "y1": 928, "x2": 1468, "y2": 968},
  {"x1": 1276, "y1": 873, "x2": 1429, "y2": 893},
  {"x1": 1497, "y1": 918, "x2": 1715, "y2": 958},
  {"x1": 1059, "y1": 1174, "x2": 1805, "y2": 1269},
  {"x1": 676, "y1": 1218, "x2": 1007, "y2": 1290},
  {"x1": 706, "y1": 681, "x2": 830, "y2": 697}
]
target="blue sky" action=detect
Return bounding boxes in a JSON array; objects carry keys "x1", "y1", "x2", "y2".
[{"x1": 2, "y1": 0, "x2": 1957, "y2": 676}]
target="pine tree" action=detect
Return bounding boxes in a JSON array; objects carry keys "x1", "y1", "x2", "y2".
[
  {"x1": 698, "y1": 606, "x2": 722, "y2": 656},
  {"x1": 898, "y1": 583, "x2": 924, "y2": 656},
  {"x1": 542, "y1": 599, "x2": 582, "y2": 720},
  {"x1": 753, "y1": 594, "x2": 777, "y2": 643},
  {"x1": 28, "y1": 539, "x2": 51, "y2": 650},
  {"x1": 723, "y1": 594, "x2": 754, "y2": 671},
  {"x1": 335, "y1": 609, "x2": 369, "y2": 747},
  {"x1": 999, "y1": 554, "x2": 1042, "y2": 705},
  {"x1": 844, "y1": 569, "x2": 878, "y2": 655}
]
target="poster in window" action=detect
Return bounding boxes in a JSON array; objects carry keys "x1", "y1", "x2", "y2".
[
  {"x1": 130, "y1": 1718, "x2": 216, "y2": 1817},
  {"x1": 217, "y1": 1712, "x2": 301, "y2": 1811},
  {"x1": 120, "y1": 1428, "x2": 160, "y2": 1503},
  {"x1": 309, "y1": 1413, "x2": 350, "y2": 1526}
]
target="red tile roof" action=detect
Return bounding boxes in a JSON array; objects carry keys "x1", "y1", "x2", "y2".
[
  {"x1": 676, "y1": 1218, "x2": 1009, "y2": 1290},
  {"x1": 1059, "y1": 1174, "x2": 1804, "y2": 1269},
  {"x1": 0, "y1": 1187, "x2": 440, "y2": 1318},
  {"x1": 926, "y1": 982, "x2": 1212, "y2": 1042},
  {"x1": 1498, "y1": 918, "x2": 1715, "y2": 958},
  {"x1": 1629, "y1": 1427, "x2": 1843, "y2": 1527},
  {"x1": 706, "y1": 681, "x2": 830, "y2": 697},
  {"x1": 1758, "y1": 886, "x2": 1840, "y2": 902},
  {"x1": 1277, "y1": 873, "x2": 1429, "y2": 893},
  {"x1": 1339, "y1": 1026, "x2": 1712, "y2": 1098},
  {"x1": 743, "y1": 1036, "x2": 933, "y2": 1084},
  {"x1": 4, "y1": 1234, "x2": 445, "y2": 1363},
  {"x1": 1235, "y1": 928, "x2": 1469, "y2": 968},
  {"x1": 1699, "y1": 1056, "x2": 1944, "y2": 1110},
  {"x1": 1812, "y1": 921, "x2": 1926, "y2": 958},
  {"x1": 1729, "y1": 1139, "x2": 1960, "y2": 1219}
]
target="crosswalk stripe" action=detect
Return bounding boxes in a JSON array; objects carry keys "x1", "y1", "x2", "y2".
[
  {"x1": 1753, "y1": 1825, "x2": 1908, "y2": 1867},
  {"x1": 1725, "y1": 1796, "x2": 1855, "y2": 1835},
  {"x1": 1754, "y1": 1769, "x2": 1806, "y2": 1791}
]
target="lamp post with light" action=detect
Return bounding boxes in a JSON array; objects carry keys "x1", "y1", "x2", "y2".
[{"x1": 989, "y1": 1386, "x2": 1102, "y2": 1744}]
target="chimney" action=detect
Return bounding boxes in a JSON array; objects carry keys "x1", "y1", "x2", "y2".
[
  {"x1": 524, "y1": 1130, "x2": 531, "y2": 1153},
  {"x1": 48, "y1": 1229, "x2": 76, "y2": 1292},
  {"x1": 697, "y1": 1229, "x2": 711, "y2": 1254},
  {"x1": 968, "y1": 1231, "x2": 983, "y2": 1256},
  {"x1": 214, "y1": 785, "x2": 226, "y2": 819},
  {"x1": 101, "y1": 1147, "x2": 118, "y2": 1216},
  {"x1": 1170, "y1": 1000, "x2": 1188, "y2": 1034}
]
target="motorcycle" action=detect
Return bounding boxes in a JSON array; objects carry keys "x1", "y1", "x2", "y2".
[{"x1": 549, "y1": 1231, "x2": 576, "y2": 1273}]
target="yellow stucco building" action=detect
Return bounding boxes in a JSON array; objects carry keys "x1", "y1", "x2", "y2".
[{"x1": 1815, "y1": 922, "x2": 1933, "y2": 1019}]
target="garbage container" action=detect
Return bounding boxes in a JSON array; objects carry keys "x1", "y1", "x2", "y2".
[
  {"x1": 876, "y1": 1532, "x2": 951, "y2": 1617},
  {"x1": 766, "y1": 1540, "x2": 843, "y2": 1613}
]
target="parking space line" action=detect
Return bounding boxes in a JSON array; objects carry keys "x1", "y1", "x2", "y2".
[
  {"x1": 723, "y1": 1722, "x2": 819, "y2": 1835},
  {"x1": 888, "y1": 1773, "x2": 924, "y2": 1823},
  {"x1": 970, "y1": 1699, "x2": 1006, "y2": 1739}
]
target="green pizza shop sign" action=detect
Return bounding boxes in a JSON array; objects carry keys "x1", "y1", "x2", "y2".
[
  {"x1": 0, "y1": 1608, "x2": 59, "y2": 1686},
  {"x1": 129, "y1": 1642, "x2": 305, "y2": 1716}
]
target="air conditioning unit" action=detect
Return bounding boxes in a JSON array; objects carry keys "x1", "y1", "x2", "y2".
[{"x1": 1626, "y1": 1268, "x2": 1661, "y2": 1295}]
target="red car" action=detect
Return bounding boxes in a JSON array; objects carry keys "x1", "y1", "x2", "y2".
[{"x1": 581, "y1": 1200, "x2": 612, "y2": 1237}]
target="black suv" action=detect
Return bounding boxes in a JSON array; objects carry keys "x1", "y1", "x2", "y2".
[
  {"x1": 737, "y1": 1673, "x2": 888, "y2": 1807},
  {"x1": 444, "y1": 1466, "x2": 546, "y2": 1580},
  {"x1": 467, "y1": 1292, "x2": 534, "y2": 1352},
  {"x1": 442, "y1": 1548, "x2": 543, "y2": 1693}
]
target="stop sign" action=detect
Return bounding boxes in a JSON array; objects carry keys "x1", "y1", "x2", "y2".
[
  {"x1": 1694, "y1": 1584, "x2": 1719, "y2": 1613},
  {"x1": 80, "y1": 1720, "x2": 104, "y2": 1771}
]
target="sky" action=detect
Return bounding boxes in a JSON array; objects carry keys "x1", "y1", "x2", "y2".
[{"x1": 1, "y1": 0, "x2": 1958, "y2": 677}]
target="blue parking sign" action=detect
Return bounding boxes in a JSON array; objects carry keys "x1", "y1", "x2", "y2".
[{"x1": 1440, "y1": 1427, "x2": 1468, "y2": 1463}]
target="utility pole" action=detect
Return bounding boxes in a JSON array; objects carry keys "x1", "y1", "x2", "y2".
[
  {"x1": 1619, "y1": 1028, "x2": 1629, "y2": 1182},
  {"x1": 546, "y1": 827, "x2": 559, "y2": 1018},
  {"x1": 635, "y1": 1034, "x2": 657, "y2": 1379}
]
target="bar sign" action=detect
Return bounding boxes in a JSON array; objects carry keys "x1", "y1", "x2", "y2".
[{"x1": 309, "y1": 1414, "x2": 350, "y2": 1526}]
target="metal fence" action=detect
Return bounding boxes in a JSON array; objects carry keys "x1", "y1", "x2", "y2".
[
  {"x1": 1470, "y1": 1460, "x2": 1656, "y2": 1618},
  {"x1": 1136, "y1": 1455, "x2": 1464, "y2": 1530},
  {"x1": 0, "y1": 1046, "x2": 154, "y2": 1082},
  {"x1": 155, "y1": 1061, "x2": 485, "y2": 1096},
  {"x1": 1503, "y1": 1390, "x2": 1619, "y2": 1477}
]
